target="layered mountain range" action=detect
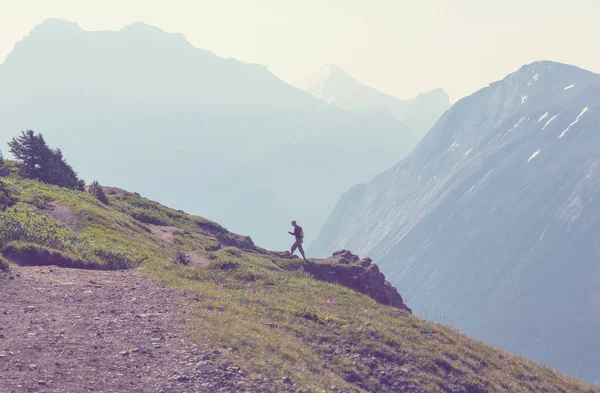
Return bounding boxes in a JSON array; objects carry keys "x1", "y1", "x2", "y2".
[
  {"x1": 302, "y1": 63, "x2": 450, "y2": 139},
  {"x1": 311, "y1": 61, "x2": 600, "y2": 384},
  {"x1": 0, "y1": 19, "x2": 446, "y2": 250}
]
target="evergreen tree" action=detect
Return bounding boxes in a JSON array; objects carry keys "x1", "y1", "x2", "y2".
[
  {"x1": 42, "y1": 148, "x2": 85, "y2": 190},
  {"x1": 8, "y1": 130, "x2": 51, "y2": 179},
  {"x1": 88, "y1": 181, "x2": 109, "y2": 205},
  {"x1": 8, "y1": 130, "x2": 84, "y2": 190}
]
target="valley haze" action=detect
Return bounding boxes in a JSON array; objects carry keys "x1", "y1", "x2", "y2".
[
  {"x1": 2, "y1": 4, "x2": 600, "y2": 391},
  {"x1": 0, "y1": 19, "x2": 448, "y2": 251}
]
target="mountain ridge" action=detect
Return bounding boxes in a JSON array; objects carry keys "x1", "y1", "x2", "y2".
[
  {"x1": 0, "y1": 19, "x2": 416, "y2": 251},
  {"x1": 301, "y1": 63, "x2": 451, "y2": 138},
  {"x1": 311, "y1": 59, "x2": 600, "y2": 384}
]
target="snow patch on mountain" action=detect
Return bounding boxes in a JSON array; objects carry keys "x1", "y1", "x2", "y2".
[
  {"x1": 542, "y1": 114, "x2": 559, "y2": 131},
  {"x1": 509, "y1": 117, "x2": 528, "y2": 132},
  {"x1": 528, "y1": 149, "x2": 541, "y2": 162},
  {"x1": 558, "y1": 107, "x2": 589, "y2": 138}
]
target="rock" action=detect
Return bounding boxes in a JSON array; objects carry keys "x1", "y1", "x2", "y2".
[
  {"x1": 306, "y1": 250, "x2": 411, "y2": 312},
  {"x1": 282, "y1": 376, "x2": 292, "y2": 384}
]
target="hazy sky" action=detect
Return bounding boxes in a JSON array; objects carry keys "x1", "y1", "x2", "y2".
[{"x1": 1, "y1": 0, "x2": 599, "y2": 102}]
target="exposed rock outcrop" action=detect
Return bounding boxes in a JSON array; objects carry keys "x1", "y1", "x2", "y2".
[
  {"x1": 307, "y1": 250, "x2": 411, "y2": 312},
  {"x1": 196, "y1": 220, "x2": 262, "y2": 253}
]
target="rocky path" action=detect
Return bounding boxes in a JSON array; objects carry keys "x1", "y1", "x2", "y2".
[{"x1": 0, "y1": 265, "x2": 273, "y2": 393}]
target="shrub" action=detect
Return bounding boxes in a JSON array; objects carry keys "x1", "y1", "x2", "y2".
[
  {"x1": 0, "y1": 205, "x2": 143, "y2": 269},
  {"x1": 175, "y1": 250, "x2": 191, "y2": 265},
  {"x1": 111, "y1": 197, "x2": 174, "y2": 226},
  {"x1": 0, "y1": 255, "x2": 9, "y2": 272},
  {"x1": 8, "y1": 130, "x2": 84, "y2": 190},
  {"x1": 0, "y1": 179, "x2": 16, "y2": 211},
  {"x1": 88, "y1": 181, "x2": 109, "y2": 205},
  {"x1": 131, "y1": 209, "x2": 171, "y2": 226},
  {"x1": 2, "y1": 242, "x2": 99, "y2": 269},
  {"x1": 464, "y1": 377, "x2": 489, "y2": 393}
]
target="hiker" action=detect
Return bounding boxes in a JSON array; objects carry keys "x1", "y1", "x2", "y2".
[{"x1": 288, "y1": 220, "x2": 307, "y2": 261}]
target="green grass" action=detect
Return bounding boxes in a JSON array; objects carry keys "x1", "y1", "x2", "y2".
[
  {"x1": 147, "y1": 254, "x2": 599, "y2": 393},
  {"x1": 0, "y1": 170, "x2": 598, "y2": 393},
  {"x1": 0, "y1": 255, "x2": 10, "y2": 272}
]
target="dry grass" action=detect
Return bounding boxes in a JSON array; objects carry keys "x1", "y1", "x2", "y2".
[
  {"x1": 1, "y1": 172, "x2": 598, "y2": 393},
  {"x1": 146, "y1": 251, "x2": 600, "y2": 393}
]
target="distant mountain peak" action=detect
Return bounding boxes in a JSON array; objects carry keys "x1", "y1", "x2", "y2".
[
  {"x1": 119, "y1": 21, "x2": 192, "y2": 46},
  {"x1": 320, "y1": 63, "x2": 345, "y2": 74},
  {"x1": 304, "y1": 63, "x2": 354, "y2": 97},
  {"x1": 316, "y1": 63, "x2": 351, "y2": 80},
  {"x1": 30, "y1": 19, "x2": 82, "y2": 35},
  {"x1": 303, "y1": 64, "x2": 450, "y2": 138},
  {"x1": 121, "y1": 21, "x2": 172, "y2": 34}
]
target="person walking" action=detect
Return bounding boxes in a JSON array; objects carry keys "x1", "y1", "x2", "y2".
[{"x1": 288, "y1": 220, "x2": 307, "y2": 261}]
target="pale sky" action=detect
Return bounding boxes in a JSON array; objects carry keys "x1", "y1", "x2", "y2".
[{"x1": 1, "y1": 0, "x2": 599, "y2": 102}]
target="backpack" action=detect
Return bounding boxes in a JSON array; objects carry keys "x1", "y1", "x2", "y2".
[{"x1": 299, "y1": 227, "x2": 304, "y2": 238}]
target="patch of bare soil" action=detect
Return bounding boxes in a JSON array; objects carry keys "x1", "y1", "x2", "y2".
[
  {"x1": 179, "y1": 251, "x2": 211, "y2": 268},
  {"x1": 42, "y1": 203, "x2": 81, "y2": 233},
  {"x1": 149, "y1": 225, "x2": 183, "y2": 244},
  {"x1": 0, "y1": 265, "x2": 293, "y2": 393}
]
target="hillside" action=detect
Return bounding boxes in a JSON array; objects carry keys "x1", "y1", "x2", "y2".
[
  {"x1": 302, "y1": 64, "x2": 450, "y2": 138},
  {"x1": 0, "y1": 19, "x2": 417, "y2": 251},
  {"x1": 311, "y1": 60, "x2": 600, "y2": 384},
  {"x1": 1, "y1": 168, "x2": 599, "y2": 392}
]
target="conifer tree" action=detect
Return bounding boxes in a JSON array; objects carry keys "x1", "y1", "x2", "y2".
[
  {"x1": 8, "y1": 130, "x2": 85, "y2": 190},
  {"x1": 8, "y1": 130, "x2": 49, "y2": 180}
]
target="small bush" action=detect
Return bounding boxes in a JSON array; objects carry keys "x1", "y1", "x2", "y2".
[
  {"x1": 175, "y1": 250, "x2": 191, "y2": 265},
  {"x1": 2, "y1": 242, "x2": 100, "y2": 269},
  {"x1": 112, "y1": 197, "x2": 174, "y2": 226},
  {"x1": 0, "y1": 255, "x2": 10, "y2": 272},
  {"x1": 0, "y1": 180, "x2": 16, "y2": 211},
  {"x1": 464, "y1": 377, "x2": 489, "y2": 393},
  {"x1": 88, "y1": 181, "x2": 109, "y2": 205},
  {"x1": 0, "y1": 205, "x2": 143, "y2": 269},
  {"x1": 131, "y1": 209, "x2": 171, "y2": 226}
]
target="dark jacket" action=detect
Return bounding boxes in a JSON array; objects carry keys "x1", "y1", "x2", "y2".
[{"x1": 289, "y1": 225, "x2": 303, "y2": 241}]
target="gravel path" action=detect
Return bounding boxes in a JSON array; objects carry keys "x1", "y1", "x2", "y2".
[{"x1": 0, "y1": 265, "x2": 280, "y2": 393}]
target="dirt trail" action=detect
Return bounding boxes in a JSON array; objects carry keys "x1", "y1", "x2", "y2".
[{"x1": 0, "y1": 265, "x2": 274, "y2": 393}]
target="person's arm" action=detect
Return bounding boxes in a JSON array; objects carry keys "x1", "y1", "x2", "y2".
[{"x1": 288, "y1": 231, "x2": 294, "y2": 235}]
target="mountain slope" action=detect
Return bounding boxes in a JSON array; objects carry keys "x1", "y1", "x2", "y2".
[
  {"x1": 0, "y1": 19, "x2": 416, "y2": 250},
  {"x1": 311, "y1": 60, "x2": 600, "y2": 385},
  {"x1": 0, "y1": 169, "x2": 598, "y2": 392},
  {"x1": 302, "y1": 64, "x2": 450, "y2": 138}
]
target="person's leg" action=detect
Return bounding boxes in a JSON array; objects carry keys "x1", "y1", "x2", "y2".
[
  {"x1": 291, "y1": 242, "x2": 298, "y2": 255},
  {"x1": 298, "y1": 243, "x2": 307, "y2": 261}
]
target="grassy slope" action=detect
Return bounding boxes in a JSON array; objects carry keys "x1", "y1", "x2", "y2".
[{"x1": 0, "y1": 171, "x2": 597, "y2": 393}]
